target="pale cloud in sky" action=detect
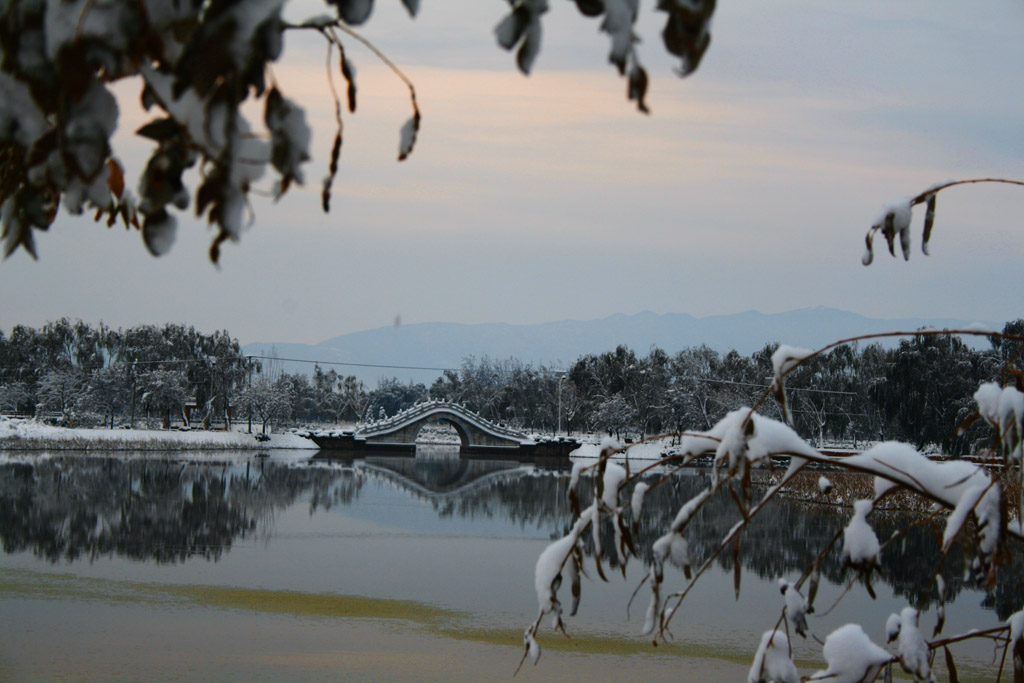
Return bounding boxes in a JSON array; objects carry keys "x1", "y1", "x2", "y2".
[{"x1": 1, "y1": 0, "x2": 1022, "y2": 346}]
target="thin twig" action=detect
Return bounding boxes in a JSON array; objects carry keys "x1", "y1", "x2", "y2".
[
  {"x1": 331, "y1": 24, "x2": 419, "y2": 112},
  {"x1": 909, "y1": 178, "x2": 1024, "y2": 206}
]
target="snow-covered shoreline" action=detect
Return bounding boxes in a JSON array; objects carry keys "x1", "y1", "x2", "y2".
[
  {"x1": 568, "y1": 439, "x2": 670, "y2": 461},
  {"x1": 0, "y1": 416, "x2": 318, "y2": 451}
]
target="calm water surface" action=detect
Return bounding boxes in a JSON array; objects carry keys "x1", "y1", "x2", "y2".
[{"x1": 0, "y1": 447, "x2": 1018, "y2": 681}]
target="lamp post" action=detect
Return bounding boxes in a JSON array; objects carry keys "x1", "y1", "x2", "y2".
[
  {"x1": 129, "y1": 361, "x2": 137, "y2": 429},
  {"x1": 556, "y1": 373, "x2": 565, "y2": 436}
]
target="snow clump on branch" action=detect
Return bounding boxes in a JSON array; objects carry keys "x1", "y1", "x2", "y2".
[
  {"x1": 811, "y1": 623, "x2": 892, "y2": 683},
  {"x1": 779, "y1": 578, "x2": 810, "y2": 638},
  {"x1": 841, "y1": 500, "x2": 881, "y2": 568},
  {"x1": 975, "y1": 382, "x2": 1024, "y2": 462},
  {"x1": 699, "y1": 408, "x2": 817, "y2": 479},
  {"x1": 770, "y1": 344, "x2": 813, "y2": 425},
  {"x1": 863, "y1": 198, "x2": 913, "y2": 265},
  {"x1": 748, "y1": 629, "x2": 799, "y2": 683},
  {"x1": 894, "y1": 607, "x2": 935, "y2": 683}
]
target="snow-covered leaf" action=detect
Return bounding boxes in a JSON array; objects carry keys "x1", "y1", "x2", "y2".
[
  {"x1": 516, "y1": 19, "x2": 543, "y2": 74},
  {"x1": 942, "y1": 480, "x2": 1000, "y2": 572},
  {"x1": 64, "y1": 82, "x2": 118, "y2": 180},
  {"x1": 630, "y1": 481, "x2": 649, "y2": 526},
  {"x1": 495, "y1": 8, "x2": 528, "y2": 51},
  {"x1": 264, "y1": 88, "x2": 311, "y2": 195},
  {"x1": 841, "y1": 500, "x2": 881, "y2": 570},
  {"x1": 748, "y1": 629, "x2": 799, "y2": 683},
  {"x1": 400, "y1": 0, "x2": 420, "y2": 17},
  {"x1": 340, "y1": 52, "x2": 358, "y2": 113},
  {"x1": 523, "y1": 626, "x2": 541, "y2": 665},
  {"x1": 975, "y1": 382, "x2": 1024, "y2": 462},
  {"x1": 770, "y1": 345, "x2": 813, "y2": 425},
  {"x1": 397, "y1": 113, "x2": 420, "y2": 161},
  {"x1": 495, "y1": 1, "x2": 549, "y2": 75},
  {"x1": 142, "y1": 209, "x2": 176, "y2": 257},
  {"x1": 772, "y1": 344, "x2": 813, "y2": 380},
  {"x1": 567, "y1": 550, "x2": 581, "y2": 616},
  {"x1": 653, "y1": 530, "x2": 691, "y2": 577},
  {"x1": 873, "y1": 198, "x2": 913, "y2": 261},
  {"x1": 534, "y1": 511, "x2": 587, "y2": 614},
  {"x1": 779, "y1": 579, "x2": 809, "y2": 638},
  {"x1": 694, "y1": 409, "x2": 818, "y2": 480},
  {"x1": 331, "y1": 0, "x2": 375, "y2": 26},
  {"x1": 641, "y1": 577, "x2": 660, "y2": 636},
  {"x1": 885, "y1": 612, "x2": 901, "y2": 643},
  {"x1": 922, "y1": 192, "x2": 937, "y2": 255},
  {"x1": 627, "y1": 62, "x2": 649, "y2": 114},
  {"x1": 574, "y1": 0, "x2": 604, "y2": 17},
  {"x1": 658, "y1": 0, "x2": 714, "y2": 76},
  {"x1": 895, "y1": 607, "x2": 932, "y2": 682},
  {"x1": 601, "y1": 461, "x2": 626, "y2": 509},
  {"x1": 601, "y1": 0, "x2": 637, "y2": 74},
  {"x1": 862, "y1": 231, "x2": 875, "y2": 266}
]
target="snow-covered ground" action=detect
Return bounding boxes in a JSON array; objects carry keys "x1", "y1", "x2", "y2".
[
  {"x1": 569, "y1": 436, "x2": 673, "y2": 461},
  {"x1": 0, "y1": 416, "x2": 318, "y2": 451},
  {"x1": 568, "y1": 434, "x2": 882, "y2": 463}
]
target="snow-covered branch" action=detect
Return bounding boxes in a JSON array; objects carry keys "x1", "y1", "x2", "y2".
[
  {"x1": 862, "y1": 178, "x2": 1024, "y2": 265},
  {"x1": 523, "y1": 326, "x2": 1024, "y2": 680}
]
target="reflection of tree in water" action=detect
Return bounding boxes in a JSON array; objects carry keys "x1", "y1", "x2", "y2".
[
  {"x1": 0, "y1": 456, "x2": 361, "y2": 564},
  {"x1": 567, "y1": 469, "x2": 1024, "y2": 620},
  {"x1": 4, "y1": 455, "x2": 1022, "y2": 617},
  {"x1": 314, "y1": 458, "x2": 1024, "y2": 617}
]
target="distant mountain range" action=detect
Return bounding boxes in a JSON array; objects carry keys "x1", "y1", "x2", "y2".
[{"x1": 243, "y1": 307, "x2": 1003, "y2": 386}]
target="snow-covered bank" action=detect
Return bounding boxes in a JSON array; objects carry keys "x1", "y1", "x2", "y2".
[
  {"x1": 0, "y1": 416, "x2": 318, "y2": 451},
  {"x1": 569, "y1": 438, "x2": 671, "y2": 461}
]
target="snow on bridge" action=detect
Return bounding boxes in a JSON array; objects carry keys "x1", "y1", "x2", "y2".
[
  {"x1": 357, "y1": 400, "x2": 529, "y2": 449},
  {"x1": 309, "y1": 400, "x2": 579, "y2": 457}
]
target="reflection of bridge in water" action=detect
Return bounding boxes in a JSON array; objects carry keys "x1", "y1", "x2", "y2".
[
  {"x1": 308, "y1": 400, "x2": 579, "y2": 458},
  {"x1": 351, "y1": 456, "x2": 538, "y2": 499},
  {"x1": 312, "y1": 449, "x2": 570, "y2": 497}
]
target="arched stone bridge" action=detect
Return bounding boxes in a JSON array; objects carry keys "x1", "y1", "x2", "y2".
[
  {"x1": 308, "y1": 400, "x2": 579, "y2": 458},
  {"x1": 359, "y1": 400, "x2": 526, "y2": 449}
]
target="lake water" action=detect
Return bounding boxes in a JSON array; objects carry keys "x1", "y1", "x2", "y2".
[{"x1": 0, "y1": 447, "x2": 1018, "y2": 681}]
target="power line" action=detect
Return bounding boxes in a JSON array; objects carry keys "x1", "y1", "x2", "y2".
[
  {"x1": 244, "y1": 356, "x2": 859, "y2": 395},
  {"x1": 243, "y1": 354, "x2": 458, "y2": 373},
  {"x1": 123, "y1": 358, "x2": 230, "y2": 365},
  {"x1": 110, "y1": 355, "x2": 857, "y2": 396},
  {"x1": 667, "y1": 375, "x2": 857, "y2": 396}
]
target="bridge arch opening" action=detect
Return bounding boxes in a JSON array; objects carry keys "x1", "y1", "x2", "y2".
[{"x1": 413, "y1": 418, "x2": 469, "y2": 449}]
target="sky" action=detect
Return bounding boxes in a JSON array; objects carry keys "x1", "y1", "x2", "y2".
[{"x1": 1, "y1": 0, "x2": 1023, "y2": 346}]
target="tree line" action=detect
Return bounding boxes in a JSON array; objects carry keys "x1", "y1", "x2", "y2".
[
  {"x1": 0, "y1": 319, "x2": 247, "y2": 429},
  {"x1": 434, "y1": 322, "x2": 1023, "y2": 456},
  {"x1": 2, "y1": 318, "x2": 1021, "y2": 453},
  {"x1": 558, "y1": 329, "x2": 1018, "y2": 455}
]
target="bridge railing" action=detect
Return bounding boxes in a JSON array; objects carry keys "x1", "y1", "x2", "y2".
[{"x1": 357, "y1": 400, "x2": 528, "y2": 441}]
